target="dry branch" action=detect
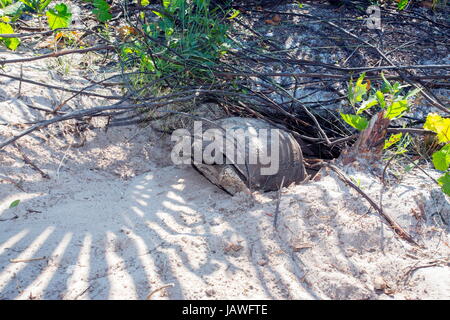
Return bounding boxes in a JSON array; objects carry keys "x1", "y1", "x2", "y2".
[
  {"x1": 0, "y1": 45, "x2": 115, "y2": 65},
  {"x1": 14, "y1": 143, "x2": 50, "y2": 179},
  {"x1": 0, "y1": 73, "x2": 123, "y2": 100},
  {"x1": 0, "y1": 89, "x2": 248, "y2": 149},
  {"x1": 327, "y1": 164, "x2": 419, "y2": 246}
]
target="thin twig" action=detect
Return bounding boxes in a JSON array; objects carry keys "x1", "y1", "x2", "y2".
[
  {"x1": 326, "y1": 164, "x2": 419, "y2": 246},
  {"x1": 147, "y1": 283, "x2": 174, "y2": 300},
  {"x1": 0, "y1": 89, "x2": 263, "y2": 149},
  {"x1": 273, "y1": 176, "x2": 285, "y2": 229},
  {"x1": 404, "y1": 155, "x2": 440, "y2": 186},
  {"x1": 73, "y1": 285, "x2": 92, "y2": 300},
  {"x1": 14, "y1": 143, "x2": 50, "y2": 179},
  {"x1": 0, "y1": 214, "x2": 18, "y2": 222},
  {"x1": 0, "y1": 73, "x2": 123, "y2": 100},
  {"x1": 0, "y1": 45, "x2": 115, "y2": 65},
  {"x1": 402, "y1": 259, "x2": 449, "y2": 285},
  {"x1": 9, "y1": 256, "x2": 47, "y2": 263},
  {"x1": 387, "y1": 128, "x2": 436, "y2": 135},
  {"x1": 0, "y1": 176, "x2": 25, "y2": 192}
]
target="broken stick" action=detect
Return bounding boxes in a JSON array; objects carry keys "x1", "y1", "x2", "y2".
[{"x1": 327, "y1": 164, "x2": 419, "y2": 246}]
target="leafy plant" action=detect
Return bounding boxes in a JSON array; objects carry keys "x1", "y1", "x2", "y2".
[
  {"x1": 0, "y1": 0, "x2": 13, "y2": 8},
  {"x1": 393, "y1": 0, "x2": 446, "y2": 11},
  {"x1": 384, "y1": 132, "x2": 403, "y2": 150},
  {"x1": 340, "y1": 73, "x2": 420, "y2": 131},
  {"x1": 341, "y1": 73, "x2": 449, "y2": 196},
  {"x1": 423, "y1": 113, "x2": 450, "y2": 195},
  {"x1": 46, "y1": 3, "x2": 71, "y2": 30},
  {"x1": 0, "y1": 1, "x2": 26, "y2": 20},
  {"x1": 0, "y1": 21, "x2": 19, "y2": 50},
  {"x1": 120, "y1": 0, "x2": 231, "y2": 90},
  {"x1": 397, "y1": 0, "x2": 409, "y2": 10},
  {"x1": 89, "y1": 0, "x2": 112, "y2": 22},
  {"x1": 19, "y1": 0, "x2": 52, "y2": 13},
  {"x1": 340, "y1": 112, "x2": 368, "y2": 131},
  {"x1": 424, "y1": 113, "x2": 450, "y2": 144}
]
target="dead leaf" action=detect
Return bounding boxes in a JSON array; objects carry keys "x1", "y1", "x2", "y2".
[
  {"x1": 224, "y1": 242, "x2": 243, "y2": 253},
  {"x1": 116, "y1": 26, "x2": 138, "y2": 40}
]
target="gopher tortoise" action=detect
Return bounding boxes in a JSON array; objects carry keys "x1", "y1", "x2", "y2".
[{"x1": 191, "y1": 117, "x2": 306, "y2": 195}]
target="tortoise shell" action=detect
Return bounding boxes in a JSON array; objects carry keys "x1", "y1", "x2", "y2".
[{"x1": 192, "y1": 117, "x2": 306, "y2": 194}]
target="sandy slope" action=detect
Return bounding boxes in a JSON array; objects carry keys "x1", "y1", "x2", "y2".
[
  {"x1": 1, "y1": 121, "x2": 449, "y2": 300},
  {"x1": 0, "y1": 51, "x2": 449, "y2": 300}
]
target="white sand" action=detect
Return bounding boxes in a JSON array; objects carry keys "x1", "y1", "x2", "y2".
[{"x1": 0, "y1": 51, "x2": 449, "y2": 300}]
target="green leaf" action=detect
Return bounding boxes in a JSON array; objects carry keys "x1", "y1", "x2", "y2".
[
  {"x1": 152, "y1": 10, "x2": 164, "y2": 18},
  {"x1": 375, "y1": 90, "x2": 386, "y2": 109},
  {"x1": 392, "y1": 81, "x2": 401, "y2": 94},
  {"x1": 397, "y1": 0, "x2": 409, "y2": 11},
  {"x1": 404, "y1": 87, "x2": 422, "y2": 99},
  {"x1": 348, "y1": 73, "x2": 368, "y2": 107},
  {"x1": 0, "y1": 22, "x2": 19, "y2": 50},
  {"x1": 384, "y1": 133, "x2": 403, "y2": 149},
  {"x1": 437, "y1": 172, "x2": 450, "y2": 196},
  {"x1": 380, "y1": 72, "x2": 393, "y2": 93},
  {"x1": 0, "y1": 0, "x2": 12, "y2": 8},
  {"x1": 0, "y1": 1, "x2": 25, "y2": 18},
  {"x1": 340, "y1": 113, "x2": 369, "y2": 131},
  {"x1": 356, "y1": 96, "x2": 378, "y2": 114},
  {"x1": 385, "y1": 99, "x2": 408, "y2": 119},
  {"x1": 38, "y1": 0, "x2": 52, "y2": 12},
  {"x1": 432, "y1": 144, "x2": 450, "y2": 171},
  {"x1": 9, "y1": 199, "x2": 20, "y2": 208},
  {"x1": 355, "y1": 72, "x2": 365, "y2": 86},
  {"x1": 423, "y1": 113, "x2": 450, "y2": 143},
  {"x1": 228, "y1": 9, "x2": 240, "y2": 20},
  {"x1": 46, "y1": 3, "x2": 72, "y2": 30},
  {"x1": 20, "y1": 0, "x2": 52, "y2": 13},
  {"x1": 92, "y1": 0, "x2": 112, "y2": 22}
]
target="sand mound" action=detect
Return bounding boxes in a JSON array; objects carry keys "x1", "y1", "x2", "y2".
[{"x1": 0, "y1": 38, "x2": 448, "y2": 301}]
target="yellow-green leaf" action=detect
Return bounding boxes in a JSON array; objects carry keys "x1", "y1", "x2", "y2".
[
  {"x1": 46, "y1": 3, "x2": 72, "y2": 30},
  {"x1": 356, "y1": 96, "x2": 378, "y2": 114},
  {"x1": 340, "y1": 113, "x2": 368, "y2": 131},
  {"x1": 424, "y1": 113, "x2": 450, "y2": 143},
  {"x1": 384, "y1": 133, "x2": 403, "y2": 149},
  {"x1": 437, "y1": 172, "x2": 450, "y2": 196},
  {"x1": 385, "y1": 99, "x2": 408, "y2": 119},
  {"x1": 348, "y1": 73, "x2": 368, "y2": 107},
  {"x1": 375, "y1": 90, "x2": 386, "y2": 109},
  {"x1": 432, "y1": 144, "x2": 450, "y2": 171},
  {"x1": 152, "y1": 10, "x2": 164, "y2": 18},
  {"x1": 228, "y1": 9, "x2": 240, "y2": 20},
  {"x1": 9, "y1": 199, "x2": 20, "y2": 208},
  {"x1": 0, "y1": 22, "x2": 19, "y2": 50}
]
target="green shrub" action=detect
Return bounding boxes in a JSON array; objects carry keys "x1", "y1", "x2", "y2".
[
  {"x1": 19, "y1": 0, "x2": 52, "y2": 13},
  {"x1": 341, "y1": 73, "x2": 449, "y2": 196},
  {"x1": 120, "y1": 0, "x2": 232, "y2": 91},
  {"x1": 340, "y1": 72, "x2": 420, "y2": 131}
]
